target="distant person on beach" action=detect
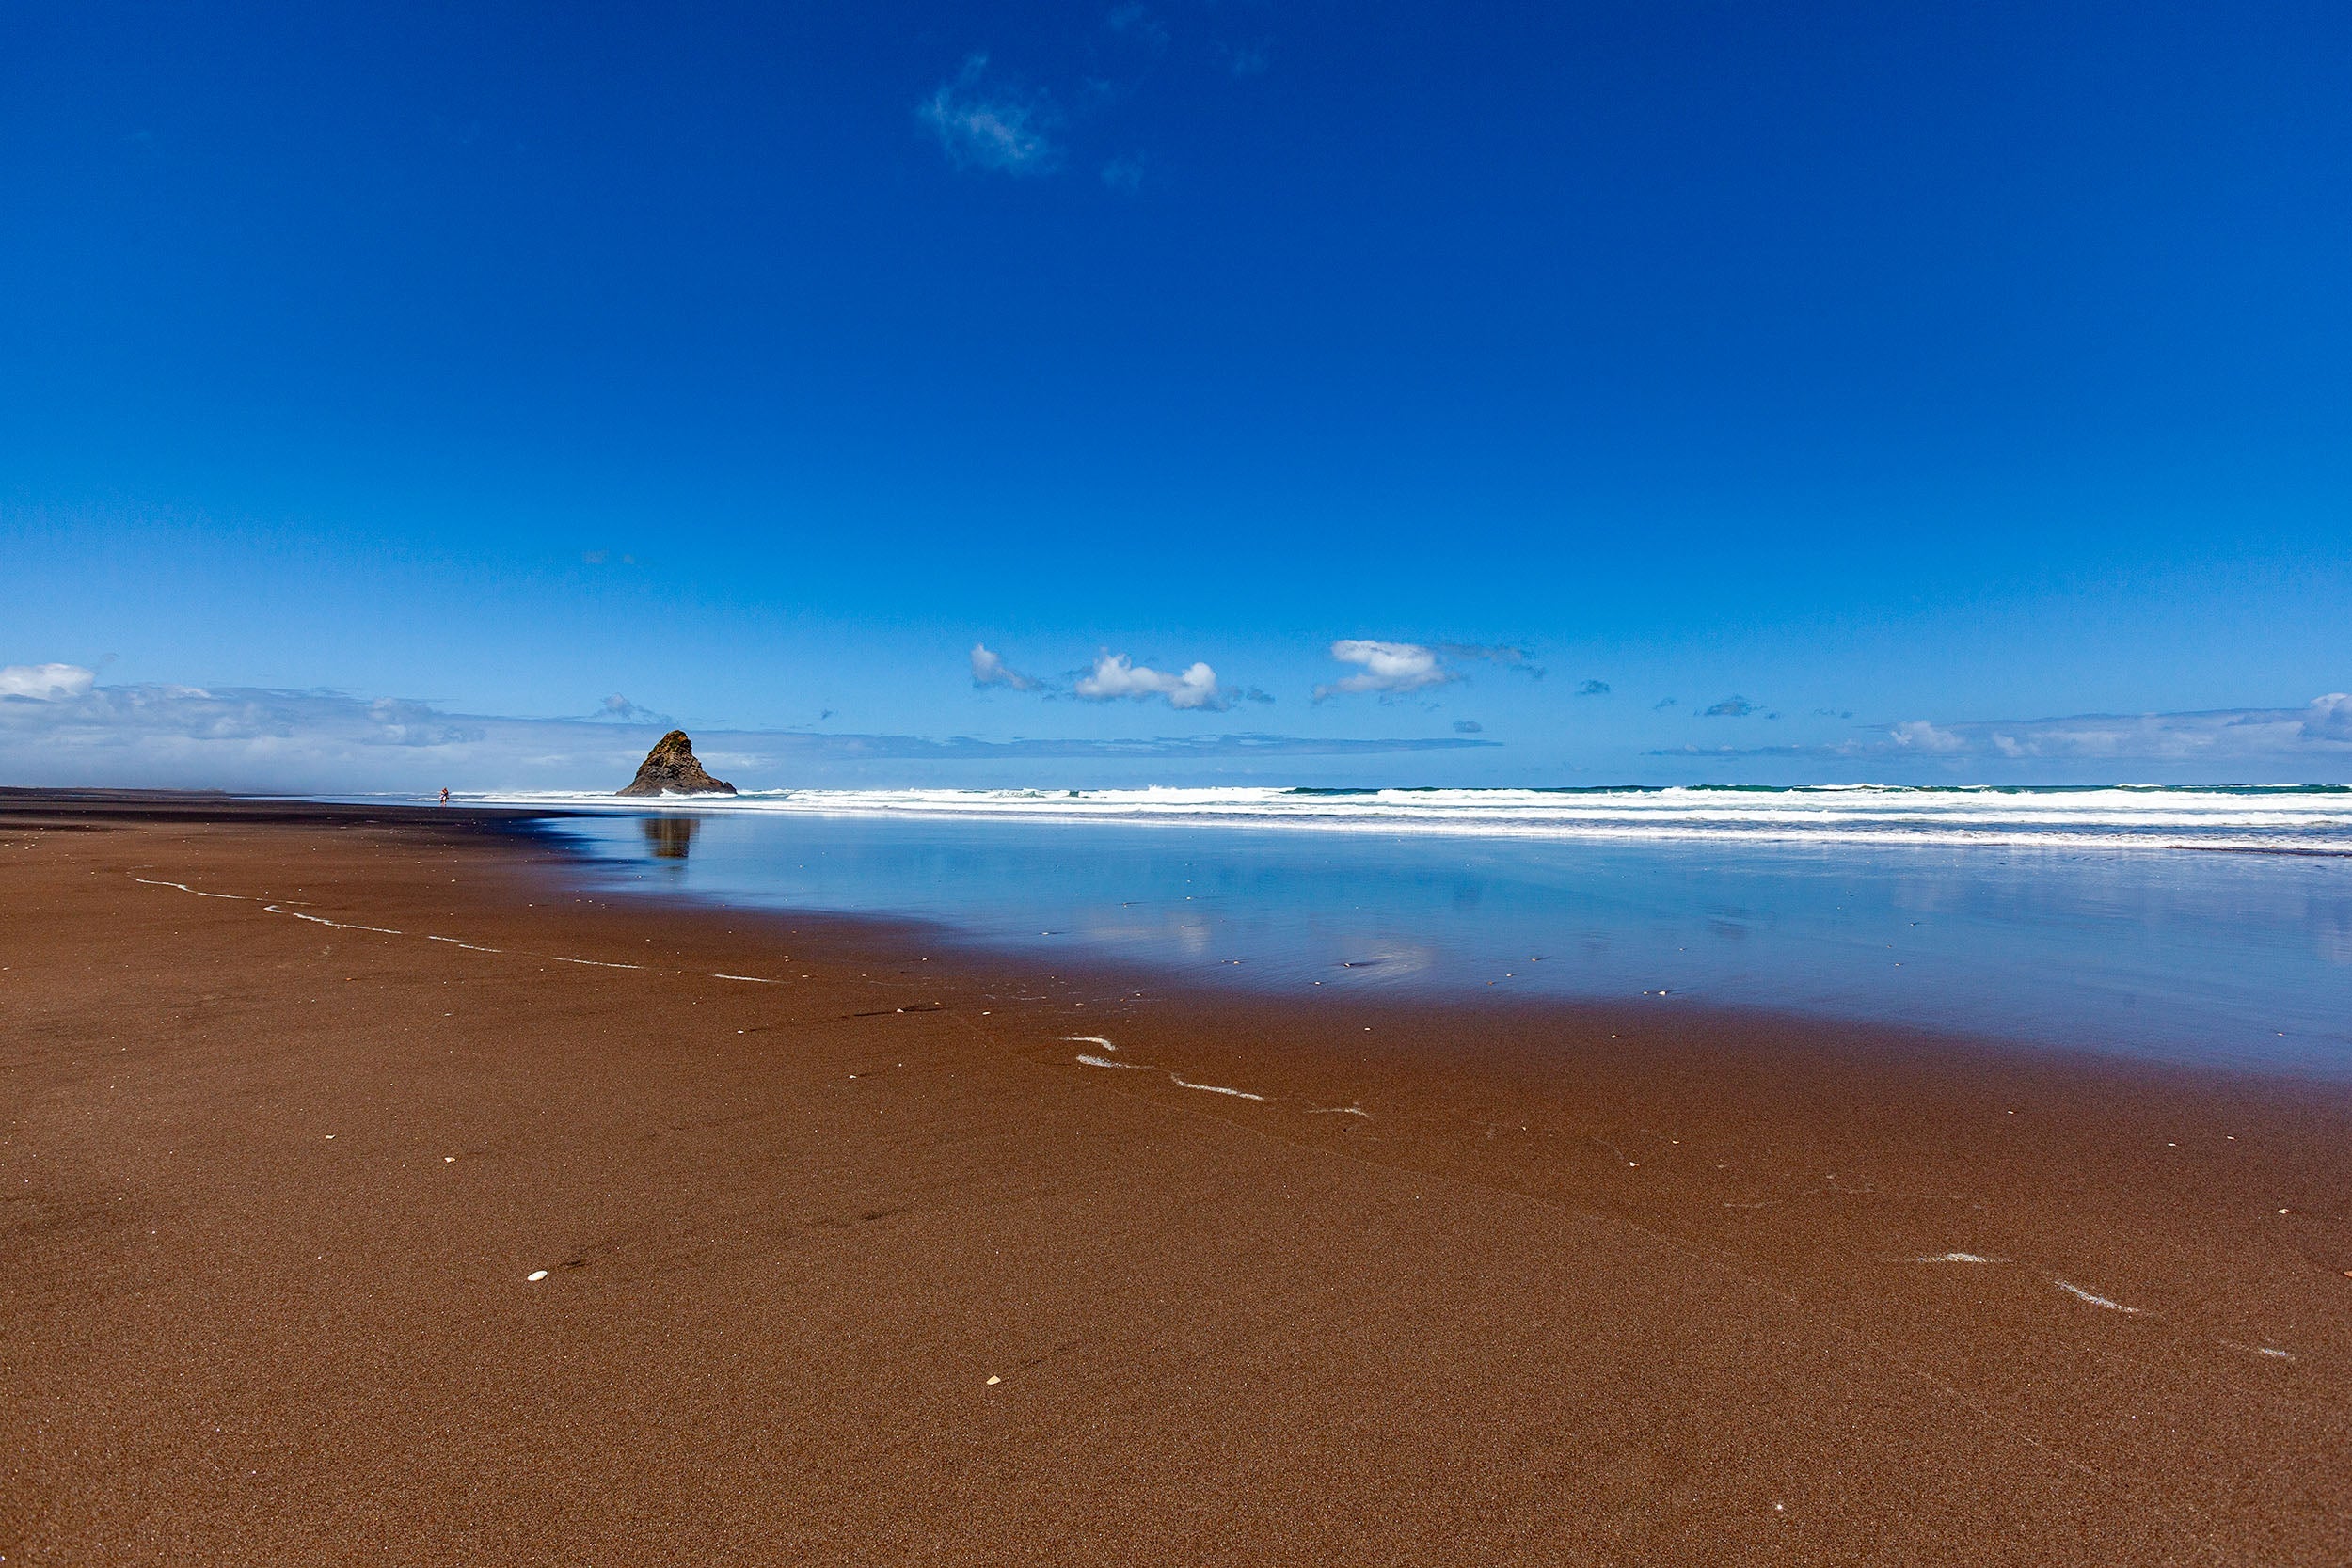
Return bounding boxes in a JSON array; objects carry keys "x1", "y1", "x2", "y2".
[{"x1": 438, "y1": 787, "x2": 449, "y2": 805}]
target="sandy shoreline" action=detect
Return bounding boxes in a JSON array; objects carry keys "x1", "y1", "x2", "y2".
[{"x1": 5, "y1": 795, "x2": 2349, "y2": 1563}]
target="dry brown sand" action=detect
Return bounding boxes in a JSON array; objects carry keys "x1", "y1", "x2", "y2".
[{"x1": 5, "y1": 795, "x2": 2350, "y2": 1564}]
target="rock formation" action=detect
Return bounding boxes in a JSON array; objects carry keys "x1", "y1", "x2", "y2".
[{"x1": 617, "y1": 730, "x2": 737, "y2": 797}]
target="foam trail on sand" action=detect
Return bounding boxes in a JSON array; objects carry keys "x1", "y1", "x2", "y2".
[
  {"x1": 1914, "y1": 1252, "x2": 2003, "y2": 1263},
  {"x1": 274, "y1": 907, "x2": 403, "y2": 935},
  {"x1": 1073, "y1": 1052, "x2": 1267, "y2": 1101},
  {"x1": 1170, "y1": 1076, "x2": 1265, "y2": 1101},
  {"x1": 2050, "y1": 1278, "x2": 2143, "y2": 1313},
  {"x1": 711, "y1": 974, "x2": 778, "y2": 983},
  {"x1": 545, "y1": 956, "x2": 642, "y2": 971},
  {"x1": 131, "y1": 877, "x2": 247, "y2": 900},
  {"x1": 1064, "y1": 1035, "x2": 1117, "y2": 1051}
]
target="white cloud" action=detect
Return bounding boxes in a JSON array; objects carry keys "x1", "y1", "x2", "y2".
[
  {"x1": 1313, "y1": 641, "x2": 1453, "y2": 700},
  {"x1": 1889, "y1": 720, "x2": 1965, "y2": 752},
  {"x1": 2306, "y1": 693, "x2": 2352, "y2": 742},
  {"x1": 1074, "y1": 653, "x2": 1229, "y2": 710},
  {"x1": 919, "y1": 55, "x2": 1059, "y2": 175},
  {"x1": 970, "y1": 642, "x2": 1044, "y2": 692},
  {"x1": 0, "y1": 662, "x2": 96, "y2": 701},
  {"x1": 1312, "y1": 640, "x2": 1542, "y2": 701}
]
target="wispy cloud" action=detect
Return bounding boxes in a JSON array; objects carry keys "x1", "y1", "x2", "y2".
[
  {"x1": 1701, "y1": 695, "x2": 1756, "y2": 718},
  {"x1": 587, "y1": 694, "x2": 671, "y2": 725},
  {"x1": 1453, "y1": 720, "x2": 1484, "y2": 734},
  {"x1": 1222, "y1": 40, "x2": 1272, "y2": 77},
  {"x1": 1100, "y1": 154, "x2": 1146, "y2": 191},
  {"x1": 1073, "y1": 652, "x2": 1229, "y2": 710},
  {"x1": 1104, "y1": 3, "x2": 1169, "y2": 51},
  {"x1": 1312, "y1": 640, "x2": 1541, "y2": 702},
  {"x1": 1439, "y1": 643, "x2": 1544, "y2": 679},
  {"x1": 970, "y1": 642, "x2": 1046, "y2": 692},
  {"x1": 0, "y1": 662, "x2": 96, "y2": 701},
  {"x1": 1653, "y1": 696, "x2": 2352, "y2": 770},
  {"x1": 1576, "y1": 679, "x2": 1611, "y2": 696},
  {"x1": 919, "y1": 55, "x2": 1060, "y2": 175}
]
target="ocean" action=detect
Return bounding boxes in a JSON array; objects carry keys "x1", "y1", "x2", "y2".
[{"x1": 476, "y1": 785, "x2": 2352, "y2": 1076}]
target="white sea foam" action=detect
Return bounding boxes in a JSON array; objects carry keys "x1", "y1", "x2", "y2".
[
  {"x1": 1168, "y1": 1076, "x2": 1265, "y2": 1101},
  {"x1": 2050, "y1": 1278, "x2": 2143, "y2": 1313},
  {"x1": 273, "y1": 907, "x2": 403, "y2": 935},
  {"x1": 467, "y1": 784, "x2": 2352, "y2": 854},
  {"x1": 131, "y1": 877, "x2": 248, "y2": 899}
]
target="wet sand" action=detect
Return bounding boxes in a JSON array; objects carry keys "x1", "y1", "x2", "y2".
[{"x1": 5, "y1": 795, "x2": 2349, "y2": 1564}]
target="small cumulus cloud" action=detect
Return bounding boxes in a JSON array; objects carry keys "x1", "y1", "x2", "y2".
[
  {"x1": 1653, "y1": 697, "x2": 1678, "y2": 710},
  {"x1": 0, "y1": 663, "x2": 97, "y2": 702},
  {"x1": 2304, "y1": 693, "x2": 2352, "y2": 742},
  {"x1": 971, "y1": 642, "x2": 1046, "y2": 692},
  {"x1": 1576, "y1": 680, "x2": 1611, "y2": 697},
  {"x1": 1316, "y1": 641, "x2": 1450, "y2": 700},
  {"x1": 920, "y1": 55, "x2": 1060, "y2": 175},
  {"x1": 1314, "y1": 641, "x2": 1541, "y2": 702},
  {"x1": 1453, "y1": 720, "x2": 1484, "y2": 734},
  {"x1": 1890, "y1": 720, "x2": 1965, "y2": 752},
  {"x1": 1813, "y1": 707, "x2": 1855, "y2": 720},
  {"x1": 1075, "y1": 652, "x2": 1229, "y2": 711},
  {"x1": 1702, "y1": 695, "x2": 1756, "y2": 718}
]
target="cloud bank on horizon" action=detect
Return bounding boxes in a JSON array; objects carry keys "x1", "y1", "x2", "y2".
[
  {"x1": 0, "y1": 665, "x2": 1489, "y2": 794},
  {"x1": 1652, "y1": 695, "x2": 2352, "y2": 768},
  {"x1": 9, "y1": 662, "x2": 2352, "y2": 792}
]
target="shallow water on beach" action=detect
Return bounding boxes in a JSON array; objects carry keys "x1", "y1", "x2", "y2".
[{"x1": 533, "y1": 807, "x2": 2352, "y2": 1078}]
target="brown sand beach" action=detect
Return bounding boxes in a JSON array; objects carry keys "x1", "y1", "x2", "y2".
[{"x1": 5, "y1": 794, "x2": 2350, "y2": 1564}]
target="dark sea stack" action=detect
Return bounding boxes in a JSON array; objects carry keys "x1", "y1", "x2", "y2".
[{"x1": 617, "y1": 730, "x2": 737, "y2": 797}]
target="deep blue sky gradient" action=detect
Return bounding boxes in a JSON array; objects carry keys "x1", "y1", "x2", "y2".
[{"x1": 5, "y1": 2, "x2": 2348, "y2": 783}]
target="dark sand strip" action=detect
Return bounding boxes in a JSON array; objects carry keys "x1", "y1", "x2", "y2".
[{"x1": 4, "y1": 797, "x2": 2349, "y2": 1564}]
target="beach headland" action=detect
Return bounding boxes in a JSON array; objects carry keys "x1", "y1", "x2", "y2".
[{"x1": 5, "y1": 792, "x2": 2348, "y2": 1564}]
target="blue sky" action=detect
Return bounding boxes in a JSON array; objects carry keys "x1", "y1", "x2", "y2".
[{"x1": 4, "y1": 2, "x2": 2348, "y2": 788}]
